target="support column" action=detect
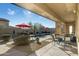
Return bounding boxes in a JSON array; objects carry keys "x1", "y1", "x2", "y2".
[
  {"x1": 55, "y1": 22, "x2": 61, "y2": 34},
  {"x1": 75, "y1": 4, "x2": 79, "y2": 55},
  {"x1": 55, "y1": 21, "x2": 65, "y2": 35},
  {"x1": 66, "y1": 23, "x2": 69, "y2": 34}
]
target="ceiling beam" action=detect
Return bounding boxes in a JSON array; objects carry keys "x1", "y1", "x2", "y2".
[{"x1": 16, "y1": 3, "x2": 65, "y2": 23}]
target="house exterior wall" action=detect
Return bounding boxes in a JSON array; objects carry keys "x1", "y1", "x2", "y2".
[
  {"x1": 0, "y1": 21, "x2": 9, "y2": 28},
  {"x1": 0, "y1": 19, "x2": 9, "y2": 34}
]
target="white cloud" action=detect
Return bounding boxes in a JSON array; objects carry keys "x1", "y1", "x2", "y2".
[
  {"x1": 27, "y1": 11, "x2": 32, "y2": 14},
  {"x1": 7, "y1": 9, "x2": 15, "y2": 15},
  {"x1": 23, "y1": 10, "x2": 32, "y2": 16}
]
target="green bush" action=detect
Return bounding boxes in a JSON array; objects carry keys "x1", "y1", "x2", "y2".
[
  {"x1": 1, "y1": 35, "x2": 10, "y2": 42},
  {"x1": 13, "y1": 35, "x2": 30, "y2": 46}
]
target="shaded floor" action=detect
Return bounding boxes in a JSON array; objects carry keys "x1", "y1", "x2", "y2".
[{"x1": 0, "y1": 35, "x2": 78, "y2": 56}]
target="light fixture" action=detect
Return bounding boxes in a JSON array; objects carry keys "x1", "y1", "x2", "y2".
[{"x1": 73, "y1": 10, "x2": 76, "y2": 14}]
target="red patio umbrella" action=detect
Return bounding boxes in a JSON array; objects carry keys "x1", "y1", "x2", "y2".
[{"x1": 16, "y1": 23, "x2": 31, "y2": 29}]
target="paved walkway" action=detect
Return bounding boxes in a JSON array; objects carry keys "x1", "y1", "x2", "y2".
[{"x1": 29, "y1": 42, "x2": 69, "y2": 56}]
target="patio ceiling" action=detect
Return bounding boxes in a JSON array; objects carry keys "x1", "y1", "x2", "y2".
[{"x1": 16, "y1": 3, "x2": 77, "y2": 23}]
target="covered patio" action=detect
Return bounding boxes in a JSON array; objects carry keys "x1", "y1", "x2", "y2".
[
  {"x1": 0, "y1": 3, "x2": 79, "y2": 56},
  {"x1": 16, "y1": 3, "x2": 79, "y2": 55}
]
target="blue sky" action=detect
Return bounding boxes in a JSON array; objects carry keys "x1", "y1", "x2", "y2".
[{"x1": 0, "y1": 3, "x2": 56, "y2": 28}]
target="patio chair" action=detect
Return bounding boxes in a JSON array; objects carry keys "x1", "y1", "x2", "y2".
[
  {"x1": 64, "y1": 34, "x2": 77, "y2": 50},
  {"x1": 55, "y1": 34, "x2": 64, "y2": 45},
  {"x1": 51, "y1": 34, "x2": 59, "y2": 45},
  {"x1": 70, "y1": 35, "x2": 77, "y2": 46},
  {"x1": 51, "y1": 34, "x2": 56, "y2": 41},
  {"x1": 64, "y1": 34, "x2": 72, "y2": 44}
]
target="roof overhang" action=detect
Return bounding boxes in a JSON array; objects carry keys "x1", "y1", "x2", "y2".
[{"x1": 16, "y1": 3, "x2": 77, "y2": 23}]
